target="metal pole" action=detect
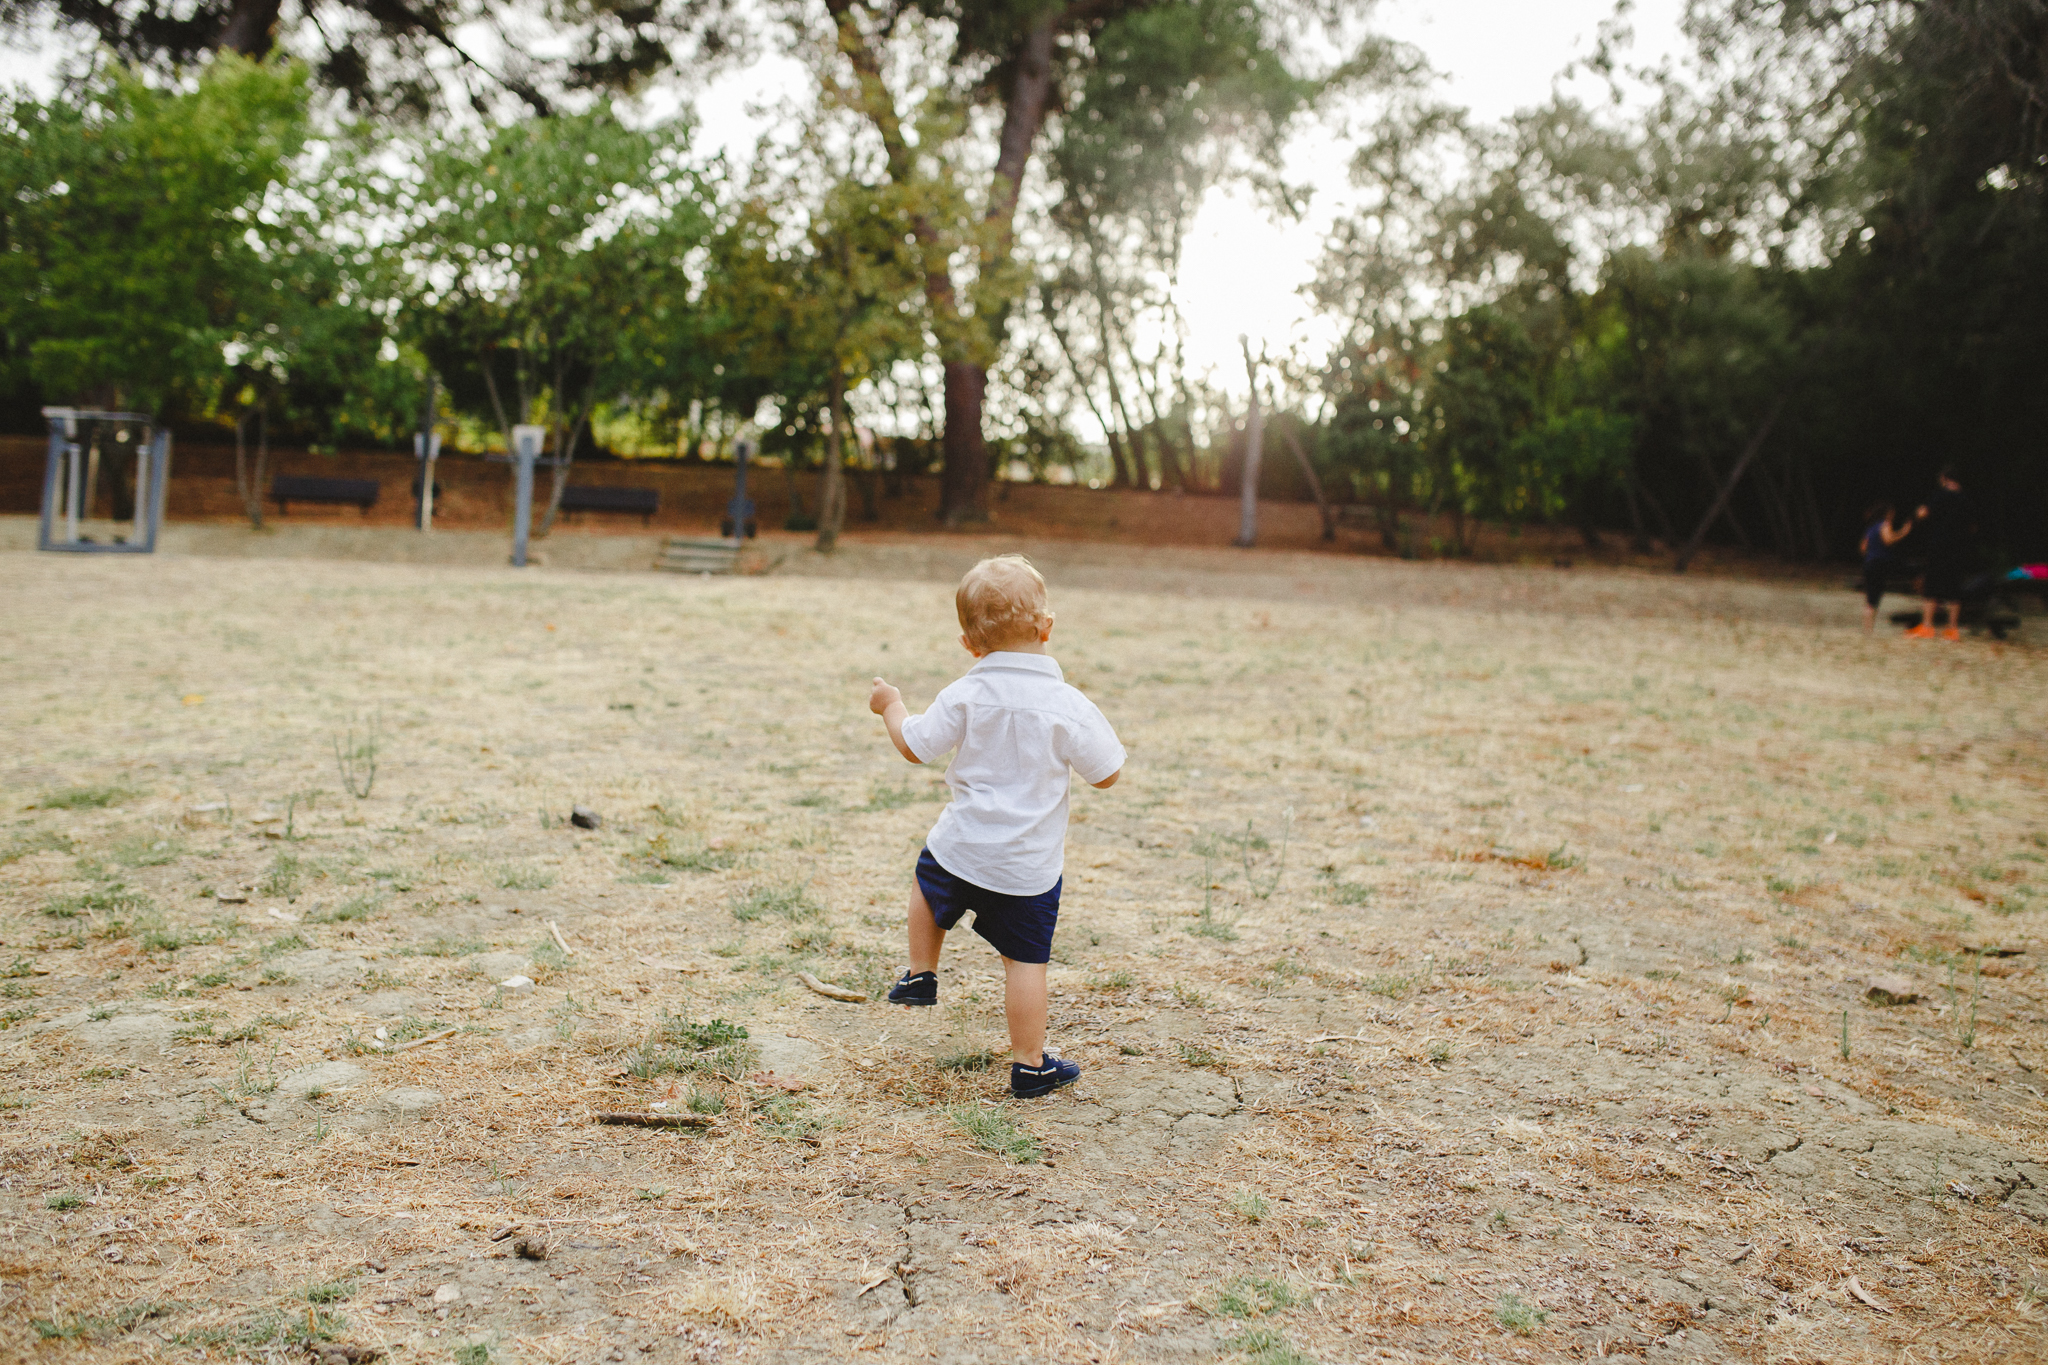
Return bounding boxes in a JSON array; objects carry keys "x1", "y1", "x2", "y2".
[
  {"x1": 512, "y1": 424, "x2": 544, "y2": 567},
  {"x1": 142, "y1": 431, "x2": 170, "y2": 552},
  {"x1": 416, "y1": 374, "x2": 439, "y2": 531},
  {"x1": 1235, "y1": 335, "x2": 1264, "y2": 548},
  {"x1": 38, "y1": 419, "x2": 63, "y2": 550},
  {"x1": 65, "y1": 440, "x2": 82, "y2": 543}
]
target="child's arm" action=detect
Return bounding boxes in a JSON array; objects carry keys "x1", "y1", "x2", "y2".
[
  {"x1": 1091, "y1": 769, "x2": 1119, "y2": 789},
  {"x1": 869, "y1": 678, "x2": 921, "y2": 765}
]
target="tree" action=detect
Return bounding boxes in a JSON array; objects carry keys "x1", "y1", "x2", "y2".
[
  {"x1": 0, "y1": 57, "x2": 309, "y2": 415},
  {"x1": 372, "y1": 104, "x2": 719, "y2": 533},
  {"x1": 813, "y1": 0, "x2": 1330, "y2": 524},
  {"x1": 0, "y1": 0, "x2": 749, "y2": 117},
  {"x1": 702, "y1": 145, "x2": 925, "y2": 551}
]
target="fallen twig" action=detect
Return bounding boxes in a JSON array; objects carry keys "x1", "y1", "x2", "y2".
[
  {"x1": 391, "y1": 1027, "x2": 460, "y2": 1054},
  {"x1": 547, "y1": 920, "x2": 574, "y2": 955},
  {"x1": 853, "y1": 1272, "x2": 893, "y2": 1298},
  {"x1": 797, "y1": 970, "x2": 867, "y2": 1003},
  {"x1": 1846, "y1": 1276, "x2": 1890, "y2": 1313},
  {"x1": 594, "y1": 1111, "x2": 714, "y2": 1129},
  {"x1": 636, "y1": 954, "x2": 702, "y2": 973}
]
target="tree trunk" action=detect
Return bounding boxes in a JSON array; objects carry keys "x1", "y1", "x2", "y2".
[
  {"x1": 217, "y1": 0, "x2": 283, "y2": 57},
  {"x1": 1674, "y1": 399, "x2": 1785, "y2": 573},
  {"x1": 817, "y1": 362, "x2": 849, "y2": 552},
  {"x1": 1104, "y1": 427, "x2": 1134, "y2": 489},
  {"x1": 233, "y1": 407, "x2": 263, "y2": 530},
  {"x1": 1283, "y1": 429, "x2": 1335, "y2": 541},
  {"x1": 939, "y1": 362, "x2": 989, "y2": 524},
  {"x1": 536, "y1": 409, "x2": 590, "y2": 536},
  {"x1": 824, "y1": 2, "x2": 1053, "y2": 527}
]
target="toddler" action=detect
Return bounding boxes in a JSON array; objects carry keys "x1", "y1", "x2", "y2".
[{"x1": 867, "y1": 555, "x2": 1124, "y2": 1098}]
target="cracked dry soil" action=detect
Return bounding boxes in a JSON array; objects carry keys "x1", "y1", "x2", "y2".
[{"x1": 0, "y1": 539, "x2": 2044, "y2": 1364}]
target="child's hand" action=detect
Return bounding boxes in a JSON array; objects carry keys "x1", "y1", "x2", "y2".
[{"x1": 869, "y1": 677, "x2": 903, "y2": 716}]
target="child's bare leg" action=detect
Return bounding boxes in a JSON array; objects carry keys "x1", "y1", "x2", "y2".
[
  {"x1": 1864, "y1": 603, "x2": 1876, "y2": 632},
  {"x1": 1001, "y1": 957, "x2": 1048, "y2": 1067},
  {"x1": 906, "y1": 882, "x2": 945, "y2": 974}
]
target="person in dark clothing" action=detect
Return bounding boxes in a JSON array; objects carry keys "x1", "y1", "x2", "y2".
[
  {"x1": 1859, "y1": 502, "x2": 1912, "y2": 633},
  {"x1": 1909, "y1": 467, "x2": 1970, "y2": 640}
]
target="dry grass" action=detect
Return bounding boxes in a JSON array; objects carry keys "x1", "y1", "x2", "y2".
[{"x1": 0, "y1": 540, "x2": 2043, "y2": 1364}]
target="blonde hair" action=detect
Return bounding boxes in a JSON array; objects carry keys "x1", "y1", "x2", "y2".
[{"x1": 956, "y1": 555, "x2": 1051, "y2": 652}]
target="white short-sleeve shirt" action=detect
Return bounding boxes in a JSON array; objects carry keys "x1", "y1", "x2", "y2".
[{"x1": 898, "y1": 652, "x2": 1125, "y2": 896}]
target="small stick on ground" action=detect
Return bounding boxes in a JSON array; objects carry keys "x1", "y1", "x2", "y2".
[
  {"x1": 594, "y1": 1112, "x2": 715, "y2": 1128},
  {"x1": 392, "y1": 1027, "x2": 460, "y2": 1054},
  {"x1": 796, "y1": 970, "x2": 867, "y2": 1003},
  {"x1": 636, "y1": 954, "x2": 701, "y2": 973},
  {"x1": 548, "y1": 920, "x2": 574, "y2": 955}
]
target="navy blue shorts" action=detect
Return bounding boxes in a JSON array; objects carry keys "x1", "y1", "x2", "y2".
[{"x1": 914, "y1": 848, "x2": 1061, "y2": 965}]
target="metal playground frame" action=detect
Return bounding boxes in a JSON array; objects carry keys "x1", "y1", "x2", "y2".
[{"x1": 37, "y1": 407, "x2": 172, "y2": 554}]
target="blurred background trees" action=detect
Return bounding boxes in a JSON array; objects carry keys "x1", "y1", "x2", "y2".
[{"x1": 0, "y1": 0, "x2": 2040, "y2": 561}]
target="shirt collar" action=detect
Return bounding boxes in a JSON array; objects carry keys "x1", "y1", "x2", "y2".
[{"x1": 970, "y1": 652, "x2": 1064, "y2": 683}]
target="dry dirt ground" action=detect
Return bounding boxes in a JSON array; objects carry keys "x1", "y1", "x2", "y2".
[{"x1": 1, "y1": 540, "x2": 2044, "y2": 1365}]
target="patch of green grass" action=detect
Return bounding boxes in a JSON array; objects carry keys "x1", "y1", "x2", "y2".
[
  {"x1": 37, "y1": 784, "x2": 131, "y2": 810},
  {"x1": 644, "y1": 832, "x2": 737, "y2": 872},
  {"x1": 1214, "y1": 1274, "x2": 1298, "y2": 1317},
  {"x1": 311, "y1": 894, "x2": 381, "y2": 924},
  {"x1": 404, "y1": 937, "x2": 486, "y2": 958},
  {"x1": 1325, "y1": 879, "x2": 1372, "y2": 906},
  {"x1": 1226, "y1": 1191, "x2": 1272, "y2": 1224},
  {"x1": 299, "y1": 1279, "x2": 353, "y2": 1304},
  {"x1": 45, "y1": 1191, "x2": 83, "y2": 1209},
  {"x1": 1225, "y1": 1326, "x2": 1317, "y2": 1365},
  {"x1": 785, "y1": 925, "x2": 836, "y2": 953},
  {"x1": 260, "y1": 933, "x2": 309, "y2": 958},
  {"x1": 935, "y1": 1047, "x2": 997, "y2": 1072},
  {"x1": 1360, "y1": 973, "x2": 1413, "y2": 998},
  {"x1": 946, "y1": 1103, "x2": 1043, "y2": 1163},
  {"x1": 789, "y1": 789, "x2": 834, "y2": 809},
  {"x1": 0, "y1": 828, "x2": 71, "y2": 866},
  {"x1": 1172, "y1": 982, "x2": 1210, "y2": 1008},
  {"x1": 0, "y1": 1006, "x2": 39, "y2": 1028},
  {"x1": 31, "y1": 1299, "x2": 180, "y2": 1343},
  {"x1": 495, "y1": 865, "x2": 557, "y2": 890},
  {"x1": 1495, "y1": 1291, "x2": 1550, "y2": 1336},
  {"x1": 1177, "y1": 1040, "x2": 1224, "y2": 1069},
  {"x1": 617, "y1": 870, "x2": 672, "y2": 885},
  {"x1": 1426, "y1": 1041, "x2": 1454, "y2": 1067},
  {"x1": 1089, "y1": 969, "x2": 1136, "y2": 991},
  {"x1": 42, "y1": 885, "x2": 151, "y2": 920},
  {"x1": 686, "y1": 1087, "x2": 726, "y2": 1115},
  {"x1": 730, "y1": 883, "x2": 823, "y2": 922},
  {"x1": 111, "y1": 833, "x2": 183, "y2": 867},
  {"x1": 453, "y1": 1343, "x2": 491, "y2": 1365},
  {"x1": 137, "y1": 920, "x2": 228, "y2": 954},
  {"x1": 862, "y1": 779, "x2": 945, "y2": 812},
  {"x1": 259, "y1": 853, "x2": 306, "y2": 899}
]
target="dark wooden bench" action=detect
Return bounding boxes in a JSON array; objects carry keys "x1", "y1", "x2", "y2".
[
  {"x1": 559, "y1": 484, "x2": 659, "y2": 524},
  {"x1": 271, "y1": 476, "x2": 379, "y2": 515}
]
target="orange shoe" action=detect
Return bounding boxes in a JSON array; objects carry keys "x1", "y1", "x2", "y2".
[
  {"x1": 1905, "y1": 625, "x2": 1936, "y2": 639},
  {"x1": 1942, "y1": 627, "x2": 1961, "y2": 642}
]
